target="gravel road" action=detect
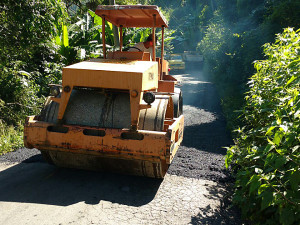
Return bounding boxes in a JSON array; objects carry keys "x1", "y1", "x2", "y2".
[{"x1": 0, "y1": 66, "x2": 242, "y2": 224}]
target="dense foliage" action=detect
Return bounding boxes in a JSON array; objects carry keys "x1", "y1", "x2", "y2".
[
  {"x1": 226, "y1": 28, "x2": 300, "y2": 225},
  {"x1": 0, "y1": 0, "x2": 69, "y2": 153},
  {"x1": 154, "y1": 0, "x2": 299, "y2": 128},
  {"x1": 197, "y1": 0, "x2": 300, "y2": 129}
]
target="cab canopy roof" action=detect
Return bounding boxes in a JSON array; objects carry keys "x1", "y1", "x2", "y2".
[{"x1": 95, "y1": 5, "x2": 168, "y2": 28}]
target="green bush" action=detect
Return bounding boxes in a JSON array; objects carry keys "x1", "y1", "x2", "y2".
[
  {"x1": 0, "y1": 62, "x2": 44, "y2": 155},
  {"x1": 226, "y1": 28, "x2": 300, "y2": 225},
  {"x1": 0, "y1": 0, "x2": 68, "y2": 153},
  {"x1": 0, "y1": 121, "x2": 23, "y2": 155},
  {"x1": 0, "y1": 62, "x2": 44, "y2": 125}
]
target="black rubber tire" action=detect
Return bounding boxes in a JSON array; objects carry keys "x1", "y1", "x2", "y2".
[{"x1": 172, "y1": 88, "x2": 183, "y2": 118}]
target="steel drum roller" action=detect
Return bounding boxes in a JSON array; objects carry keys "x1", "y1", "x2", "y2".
[{"x1": 40, "y1": 89, "x2": 168, "y2": 131}]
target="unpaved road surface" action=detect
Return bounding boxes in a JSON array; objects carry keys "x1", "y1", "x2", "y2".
[{"x1": 0, "y1": 68, "x2": 241, "y2": 225}]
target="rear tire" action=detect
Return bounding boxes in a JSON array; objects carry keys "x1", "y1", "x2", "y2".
[{"x1": 172, "y1": 88, "x2": 183, "y2": 118}]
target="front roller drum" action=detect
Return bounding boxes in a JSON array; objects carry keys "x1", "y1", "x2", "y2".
[
  {"x1": 40, "y1": 150, "x2": 168, "y2": 178},
  {"x1": 36, "y1": 89, "x2": 171, "y2": 178}
]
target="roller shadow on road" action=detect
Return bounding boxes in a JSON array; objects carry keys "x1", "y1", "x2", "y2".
[
  {"x1": 190, "y1": 183, "x2": 244, "y2": 225},
  {"x1": 0, "y1": 161, "x2": 161, "y2": 206}
]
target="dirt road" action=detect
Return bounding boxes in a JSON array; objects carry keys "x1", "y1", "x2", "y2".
[{"x1": 0, "y1": 67, "x2": 241, "y2": 225}]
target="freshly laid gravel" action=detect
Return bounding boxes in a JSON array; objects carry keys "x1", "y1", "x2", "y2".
[
  {"x1": 168, "y1": 68, "x2": 233, "y2": 181},
  {"x1": 0, "y1": 148, "x2": 41, "y2": 165}
]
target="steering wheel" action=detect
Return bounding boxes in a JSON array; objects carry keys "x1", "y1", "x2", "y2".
[{"x1": 125, "y1": 46, "x2": 142, "y2": 52}]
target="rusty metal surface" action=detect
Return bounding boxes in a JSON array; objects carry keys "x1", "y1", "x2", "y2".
[
  {"x1": 95, "y1": 5, "x2": 168, "y2": 28},
  {"x1": 24, "y1": 113, "x2": 184, "y2": 178},
  {"x1": 24, "y1": 118, "x2": 169, "y2": 158},
  {"x1": 42, "y1": 150, "x2": 166, "y2": 178}
]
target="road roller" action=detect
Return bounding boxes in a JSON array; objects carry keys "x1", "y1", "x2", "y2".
[{"x1": 24, "y1": 5, "x2": 184, "y2": 178}]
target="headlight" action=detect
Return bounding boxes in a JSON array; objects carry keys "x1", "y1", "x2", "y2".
[
  {"x1": 49, "y1": 85, "x2": 61, "y2": 97},
  {"x1": 143, "y1": 92, "x2": 155, "y2": 104}
]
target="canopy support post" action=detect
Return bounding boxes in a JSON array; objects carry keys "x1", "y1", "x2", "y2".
[
  {"x1": 102, "y1": 15, "x2": 106, "y2": 59},
  {"x1": 120, "y1": 25, "x2": 123, "y2": 52},
  {"x1": 160, "y1": 26, "x2": 165, "y2": 80},
  {"x1": 152, "y1": 14, "x2": 156, "y2": 61}
]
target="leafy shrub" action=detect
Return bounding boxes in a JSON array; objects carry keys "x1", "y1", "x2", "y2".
[
  {"x1": 0, "y1": 121, "x2": 23, "y2": 155},
  {"x1": 0, "y1": 0, "x2": 67, "y2": 95},
  {"x1": 0, "y1": 62, "x2": 44, "y2": 154},
  {"x1": 0, "y1": 0, "x2": 67, "y2": 153},
  {"x1": 226, "y1": 28, "x2": 300, "y2": 225},
  {"x1": 0, "y1": 62, "x2": 44, "y2": 126}
]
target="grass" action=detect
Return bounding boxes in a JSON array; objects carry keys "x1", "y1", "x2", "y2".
[{"x1": 0, "y1": 121, "x2": 23, "y2": 155}]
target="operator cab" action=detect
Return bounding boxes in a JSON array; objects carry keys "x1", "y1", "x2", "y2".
[{"x1": 95, "y1": 5, "x2": 169, "y2": 78}]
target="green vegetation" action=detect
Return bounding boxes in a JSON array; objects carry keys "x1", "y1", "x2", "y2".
[
  {"x1": 154, "y1": 0, "x2": 299, "y2": 129},
  {"x1": 0, "y1": 122, "x2": 23, "y2": 154},
  {"x1": 0, "y1": 0, "x2": 68, "y2": 154},
  {"x1": 226, "y1": 28, "x2": 300, "y2": 225},
  {"x1": 196, "y1": 0, "x2": 300, "y2": 129}
]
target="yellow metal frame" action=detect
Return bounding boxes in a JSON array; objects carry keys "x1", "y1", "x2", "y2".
[
  {"x1": 24, "y1": 5, "x2": 185, "y2": 178},
  {"x1": 24, "y1": 115, "x2": 184, "y2": 166},
  {"x1": 51, "y1": 59, "x2": 158, "y2": 130}
]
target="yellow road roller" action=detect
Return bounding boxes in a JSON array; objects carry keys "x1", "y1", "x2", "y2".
[{"x1": 24, "y1": 5, "x2": 184, "y2": 178}]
